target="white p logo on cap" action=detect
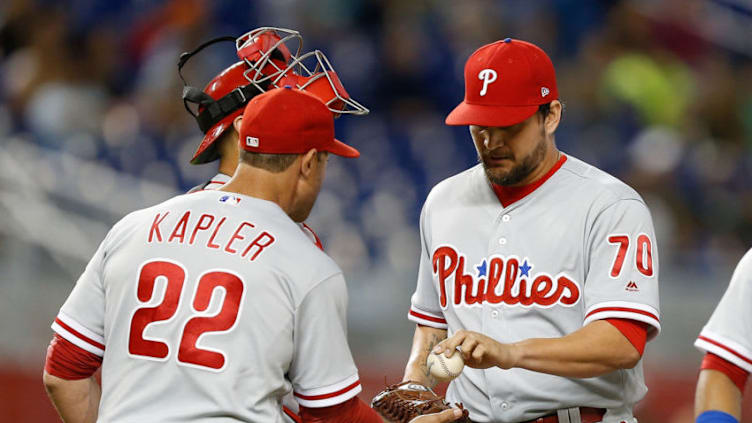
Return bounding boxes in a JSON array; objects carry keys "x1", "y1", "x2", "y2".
[
  {"x1": 245, "y1": 136, "x2": 259, "y2": 147},
  {"x1": 478, "y1": 69, "x2": 498, "y2": 97}
]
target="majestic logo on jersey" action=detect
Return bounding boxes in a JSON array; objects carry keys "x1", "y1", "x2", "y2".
[
  {"x1": 432, "y1": 245, "x2": 580, "y2": 308},
  {"x1": 478, "y1": 69, "x2": 497, "y2": 96},
  {"x1": 625, "y1": 281, "x2": 639, "y2": 292}
]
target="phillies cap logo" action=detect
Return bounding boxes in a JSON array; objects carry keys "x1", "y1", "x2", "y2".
[{"x1": 478, "y1": 69, "x2": 497, "y2": 97}]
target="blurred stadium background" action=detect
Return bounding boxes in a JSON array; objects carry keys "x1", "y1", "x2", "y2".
[{"x1": 1, "y1": 0, "x2": 751, "y2": 421}]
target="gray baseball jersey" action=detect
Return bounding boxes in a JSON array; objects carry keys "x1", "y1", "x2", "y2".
[
  {"x1": 196, "y1": 172, "x2": 318, "y2": 421},
  {"x1": 51, "y1": 190, "x2": 361, "y2": 422},
  {"x1": 694, "y1": 248, "x2": 752, "y2": 373},
  {"x1": 408, "y1": 154, "x2": 661, "y2": 423},
  {"x1": 193, "y1": 173, "x2": 323, "y2": 250}
]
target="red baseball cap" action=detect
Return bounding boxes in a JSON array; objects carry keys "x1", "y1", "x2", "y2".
[
  {"x1": 445, "y1": 38, "x2": 558, "y2": 127},
  {"x1": 238, "y1": 87, "x2": 360, "y2": 158}
]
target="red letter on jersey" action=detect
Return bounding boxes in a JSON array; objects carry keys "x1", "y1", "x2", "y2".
[
  {"x1": 557, "y1": 275, "x2": 580, "y2": 305},
  {"x1": 501, "y1": 258, "x2": 520, "y2": 305},
  {"x1": 189, "y1": 214, "x2": 215, "y2": 245},
  {"x1": 530, "y1": 275, "x2": 555, "y2": 306},
  {"x1": 243, "y1": 231, "x2": 275, "y2": 261},
  {"x1": 207, "y1": 217, "x2": 227, "y2": 249},
  {"x1": 169, "y1": 211, "x2": 191, "y2": 244},
  {"x1": 485, "y1": 257, "x2": 505, "y2": 304},
  {"x1": 148, "y1": 212, "x2": 170, "y2": 243},
  {"x1": 225, "y1": 222, "x2": 255, "y2": 254},
  {"x1": 455, "y1": 256, "x2": 483, "y2": 305},
  {"x1": 433, "y1": 246, "x2": 458, "y2": 307}
]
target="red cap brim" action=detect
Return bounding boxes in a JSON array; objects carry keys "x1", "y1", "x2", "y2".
[
  {"x1": 445, "y1": 101, "x2": 539, "y2": 127},
  {"x1": 327, "y1": 138, "x2": 360, "y2": 158}
]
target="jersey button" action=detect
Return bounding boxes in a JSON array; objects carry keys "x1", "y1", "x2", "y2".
[
  {"x1": 498, "y1": 237, "x2": 507, "y2": 245},
  {"x1": 502, "y1": 215, "x2": 511, "y2": 222},
  {"x1": 501, "y1": 402, "x2": 509, "y2": 410},
  {"x1": 491, "y1": 310, "x2": 499, "y2": 318}
]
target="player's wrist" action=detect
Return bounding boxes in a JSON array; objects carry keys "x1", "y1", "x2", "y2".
[
  {"x1": 502, "y1": 342, "x2": 524, "y2": 370},
  {"x1": 402, "y1": 364, "x2": 433, "y2": 387}
]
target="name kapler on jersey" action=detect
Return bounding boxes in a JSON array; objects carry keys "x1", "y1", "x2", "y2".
[{"x1": 147, "y1": 209, "x2": 276, "y2": 262}]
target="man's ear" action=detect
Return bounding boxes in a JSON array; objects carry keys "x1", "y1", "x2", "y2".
[
  {"x1": 545, "y1": 100, "x2": 562, "y2": 135},
  {"x1": 232, "y1": 115, "x2": 243, "y2": 134},
  {"x1": 299, "y1": 148, "x2": 319, "y2": 178}
]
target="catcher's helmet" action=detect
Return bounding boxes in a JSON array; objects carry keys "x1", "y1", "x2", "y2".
[{"x1": 180, "y1": 27, "x2": 369, "y2": 165}]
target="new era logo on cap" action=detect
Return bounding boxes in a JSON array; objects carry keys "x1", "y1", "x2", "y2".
[
  {"x1": 245, "y1": 136, "x2": 259, "y2": 148},
  {"x1": 541, "y1": 87, "x2": 550, "y2": 97}
]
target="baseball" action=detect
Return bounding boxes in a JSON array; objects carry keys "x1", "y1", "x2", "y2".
[{"x1": 427, "y1": 351, "x2": 465, "y2": 382}]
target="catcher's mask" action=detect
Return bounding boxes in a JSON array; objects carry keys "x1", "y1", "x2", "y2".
[
  {"x1": 179, "y1": 27, "x2": 368, "y2": 165},
  {"x1": 236, "y1": 27, "x2": 369, "y2": 117}
]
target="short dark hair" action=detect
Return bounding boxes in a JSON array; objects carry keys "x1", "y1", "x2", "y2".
[
  {"x1": 239, "y1": 150, "x2": 299, "y2": 172},
  {"x1": 537, "y1": 102, "x2": 551, "y2": 120},
  {"x1": 537, "y1": 101, "x2": 565, "y2": 122},
  {"x1": 239, "y1": 150, "x2": 327, "y2": 173}
]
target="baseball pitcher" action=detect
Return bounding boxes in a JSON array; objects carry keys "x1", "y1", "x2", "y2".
[{"x1": 402, "y1": 38, "x2": 661, "y2": 423}]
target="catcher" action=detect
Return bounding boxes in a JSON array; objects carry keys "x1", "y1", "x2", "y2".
[
  {"x1": 178, "y1": 30, "x2": 469, "y2": 423},
  {"x1": 177, "y1": 26, "x2": 368, "y2": 422}
]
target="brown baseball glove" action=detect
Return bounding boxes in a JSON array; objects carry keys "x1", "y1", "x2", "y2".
[{"x1": 371, "y1": 381, "x2": 471, "y2": 423}]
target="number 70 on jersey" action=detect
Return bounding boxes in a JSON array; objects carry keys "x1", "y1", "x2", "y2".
[{"x1": 608, "y1": 234, "x2": 654, "y2": 278}]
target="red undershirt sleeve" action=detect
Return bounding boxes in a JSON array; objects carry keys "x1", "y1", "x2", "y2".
[
  {"x1": 605, "y1": 318, "x2": 648, "y2": 356},
  {"x1": 45, "y1": 334, "x2": 103, "y2": 380},
  {"x1": 299, "y1": 396, "x2": 382, "y2": 423},
  {"x1": 701, "y1": 352, "x2": 749, "y2": 393}
]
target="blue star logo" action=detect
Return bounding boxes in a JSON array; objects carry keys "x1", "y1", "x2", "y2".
[
  {"x1": 519, "y1": 260, "x2": 532, "y2": 277},
  {"x1": 476, "y1": 260, "x2": 487, "y2": 278}
]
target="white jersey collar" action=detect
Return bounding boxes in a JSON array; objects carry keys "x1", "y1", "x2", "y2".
[{"x1": 203, "y1": 173, "x2": 232, "y2": 191}]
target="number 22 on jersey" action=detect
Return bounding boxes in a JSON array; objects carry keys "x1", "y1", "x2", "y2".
[
  {"x1": 127, "y1": 259, "x2": 245, "y2": 371},
  {"x1": 607, "y1": 234, "x2": 654, "y2": 278}
]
